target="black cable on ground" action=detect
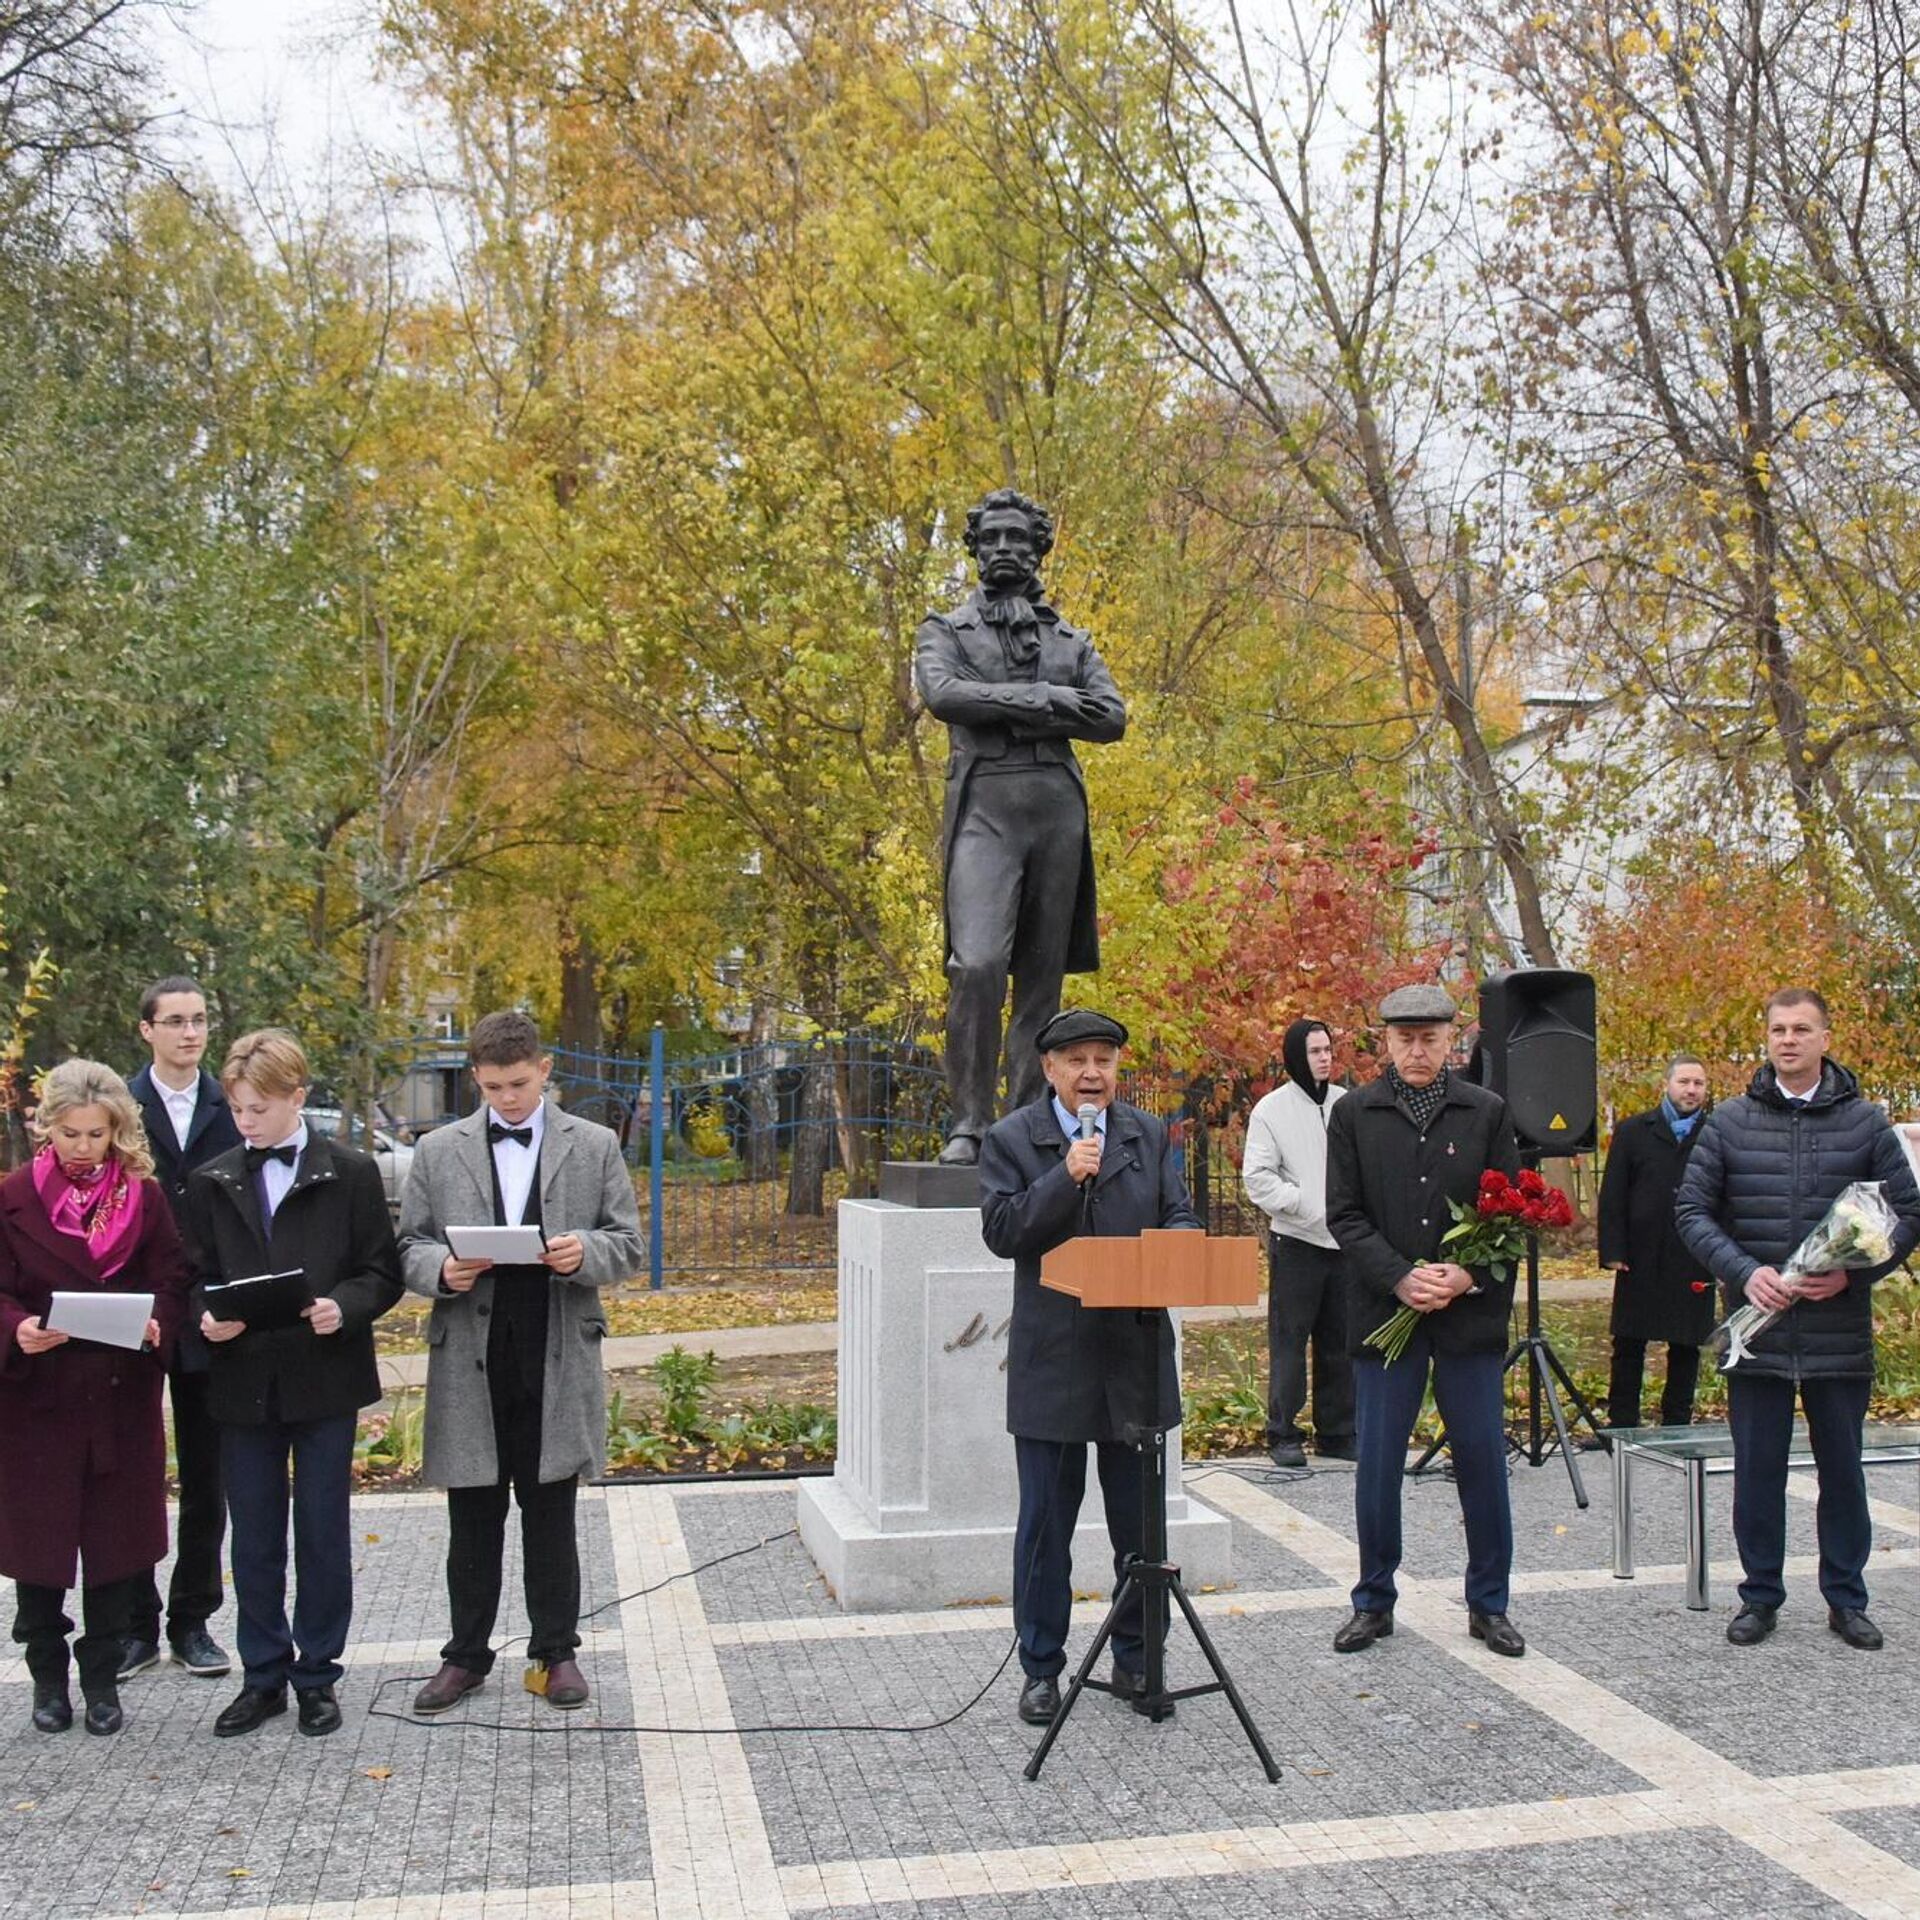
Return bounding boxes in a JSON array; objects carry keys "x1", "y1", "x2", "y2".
[{"x1": 366, "y1": 1524, "x2": 1024, "y2": 1738}]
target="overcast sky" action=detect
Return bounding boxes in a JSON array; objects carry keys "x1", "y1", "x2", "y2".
[{"x1": 143, "y1": 0, "x2": 417, "y2": 198}]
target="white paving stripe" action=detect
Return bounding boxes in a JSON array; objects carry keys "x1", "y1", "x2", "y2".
[
  {"x1": 606, "y1": 1482, "x2": 790, "y2": 1920},
  {"x1": 772, "y1": 1760, "x2": 1920, "y2": 1914},
  {"x1": 1203, "y1": 1469, "x2": 1920, "y2": 1919},
  {"x1": 85, "y1": 1756, "x2": 1920, "y2": 1920}
]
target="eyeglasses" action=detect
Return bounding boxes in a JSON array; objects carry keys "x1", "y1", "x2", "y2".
[{"x1": 151, "y1": 1015, "x2": 211, "y2": 1031}]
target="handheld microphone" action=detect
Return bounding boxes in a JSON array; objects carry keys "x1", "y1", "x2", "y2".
[{"x1": 1076, "y1": 1104, "x2": 1099, "y2": 1230}]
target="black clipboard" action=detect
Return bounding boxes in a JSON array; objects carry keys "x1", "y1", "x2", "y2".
[{"x1": 204, "y1": 1268, "x2": 314, "y2": 1332}]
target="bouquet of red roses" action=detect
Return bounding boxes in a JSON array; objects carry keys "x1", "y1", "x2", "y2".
[{"x1": 1364, "y1": 1167, "x2": 1576, "y2": 1364}]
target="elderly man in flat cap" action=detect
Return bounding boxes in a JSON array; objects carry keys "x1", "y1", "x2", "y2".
[
  {"x1": 1325, "y1": 985, "x2": 1527, "y2": 1657},
  {"x1": 980, "y1": 1008, "x2": 1200, "y2": 1724}
]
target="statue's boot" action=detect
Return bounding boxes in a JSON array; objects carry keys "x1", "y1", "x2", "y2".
[{"x1": 937, "y1": 1133, "x2": 980, "y2": 1167}]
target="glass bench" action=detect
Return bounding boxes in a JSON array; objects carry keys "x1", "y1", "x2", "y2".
[{"x1": 1608, "y1": 1421, "x2": 1920, "y2": 1610}]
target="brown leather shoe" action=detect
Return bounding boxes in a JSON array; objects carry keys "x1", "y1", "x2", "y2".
[
  {"x1": 544, "y1": 1658, "x2": 589, "y2": 1708},
  {"x1": 412, "y1": 1663, "x2": 485, "y2": 1714}
]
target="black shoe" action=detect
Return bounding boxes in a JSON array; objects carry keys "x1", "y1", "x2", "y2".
[
  {"x1": 1267, "y1": 1440, "x2": 1308, "y2": 1469},
  {"x1": 1468, "y1": 1610, "x2": 1526, "y2": 1657},
  {"x1": 296, "y1": 1685, "x2": 342, "y2": 1735},
  {"x1": 214, "y1": 1685, "x2": 287, "y2": 1737},
  {"x1": 1017, "y1": 1675, "x2": 1060, "y2": 1725},
  {"x1": 116, "y1": 1638, "x2": 161, "y2": 1681},
  {"x1": 1314, "y1": 1437, "x2": 1359, "y2": 1462},
  {"x1": 1333, "y1": 1608, "x2": 1394, "y2": 1653},
  {"x1": 1829, "y1": 1607, "x2": 1883, "y2": 1650},
  {"x1": 30, "y1": 1685, "x2": 71, "y2": 1734},
  {"x1": 1111, "y1": 1662, "x2": 1175, "y2": 1718},
  {"x1": 169, "y1": 1627, "x2": 231, "y2": 1677},
  {"x1": 83, "y1": 1694, "x2": 122, "y2": 1736},
  {"x1": 1727, "y1": 1603, "x2": 1778, "y2": 1646}
]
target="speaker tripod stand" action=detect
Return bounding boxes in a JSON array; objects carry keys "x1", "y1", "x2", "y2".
[
  {"x1": 1024, "y1": 1411, "x2": 1280, "y2": 1783},
  {"x1": 1410, "y1": 1222, "x2": 1605, "y2": 1508}
]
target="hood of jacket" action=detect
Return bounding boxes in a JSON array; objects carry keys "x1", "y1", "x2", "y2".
[{"x1": 1281, "y1": 1019, "x2": 1332, "y2": 1107}]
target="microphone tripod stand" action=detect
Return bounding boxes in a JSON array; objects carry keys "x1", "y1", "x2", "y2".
[{"x1": 1025, "y1": 1308, "x2": 1280, "y2": 1784}]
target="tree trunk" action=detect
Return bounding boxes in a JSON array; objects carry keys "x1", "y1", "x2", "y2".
[
  {"x1": 785, "y1": 1055, "x2": 833, "y2": 1216},
  {"x1": 557, "y1": 914, "x2": 602, "y2": 1065}
]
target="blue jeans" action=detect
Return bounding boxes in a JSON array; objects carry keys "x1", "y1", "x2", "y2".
[
  {"x1": 1012, "y1": 1437, "x2": 1146, "y2": 1679},
  {"x1": 1352, "y1": 1331, "x2": 1512, "y2": 1614},
  {"x1": 1726, "y1": 1371, "x2": 1872, "y2": 1612},
  {"x1": 221, "y1": 1413, "x2": 357, "y2": 1692}
]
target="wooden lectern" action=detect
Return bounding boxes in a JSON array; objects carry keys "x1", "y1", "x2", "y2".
[
  {"x1": 1023, "y1": 1228, "x2": 1281, "y2": 1785},
  {"x1": 1040, "y1": 1230, "x2": 1261, "y2": 1308}
]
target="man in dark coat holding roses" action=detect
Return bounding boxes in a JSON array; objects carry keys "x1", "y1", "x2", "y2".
[
  {"x1": 1325, "y1": 985, "x2": 1525, "y2": 1658},
  {"x1": 1599, "y1": 1054, "x2": 1715, "y2": 1431}
]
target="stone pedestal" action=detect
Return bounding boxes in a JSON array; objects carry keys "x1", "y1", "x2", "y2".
[{"x1": 797, "y1": 1198, "x2": 1232, "y2": 1610}]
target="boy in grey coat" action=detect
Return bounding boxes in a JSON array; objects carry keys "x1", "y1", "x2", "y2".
[{"x1": 397, "y1": 1011, "x2": 643, "y2": 1711}]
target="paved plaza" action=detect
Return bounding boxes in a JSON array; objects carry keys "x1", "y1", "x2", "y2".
[{"x1": 4, "y1": 1444, "x2": 1920, "y2": 1918}]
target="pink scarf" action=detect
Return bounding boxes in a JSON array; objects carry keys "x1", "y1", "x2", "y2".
[{"x1": 32, "y1": 1145, "x2": 145, "y2": 1278}]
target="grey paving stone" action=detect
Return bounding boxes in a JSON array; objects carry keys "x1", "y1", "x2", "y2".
[
  {"x1": 721, "y1": 1601, "x2": 1646, "y2": 1869},
  {"x1": 1514, "y1": 1565, "x2": 1920, "y2": 1777},
  {"x1": 854, "y1": 1829, "x2": 1858, "y2": 1919},
  {"x1": 677, "y1": 1487, "x2": 839, "y2": 1621},
  {"x1": 1835, "y1": 1805, "x2": 1920, "y2": 1871}
]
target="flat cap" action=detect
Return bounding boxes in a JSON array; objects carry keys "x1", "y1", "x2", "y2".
[
  {"x1": 1379, "y1": 984, "x2": 1458, "y2": 1026},
  {"x1": 1036, "y1": 1008, "x2": 1129, "y2": 1052}
]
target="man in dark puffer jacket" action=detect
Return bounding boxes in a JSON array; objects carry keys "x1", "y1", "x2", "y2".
[{"x1": 1675, "y1": 988, "x2": 1920, "y2": 1650}]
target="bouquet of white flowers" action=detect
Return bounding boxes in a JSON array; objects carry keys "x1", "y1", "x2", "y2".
[{"x1": 1712, "y1": 1181, "x2": 1898, "y2": 1370}]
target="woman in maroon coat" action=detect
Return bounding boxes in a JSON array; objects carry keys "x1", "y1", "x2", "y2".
[{"x1": 0, "y1": 1059, "x2": 187, "y2": 1735}]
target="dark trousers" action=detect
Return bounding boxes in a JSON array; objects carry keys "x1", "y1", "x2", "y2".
[
  {"x1": 13, "y1": 1574, "x2": 143, "y2": 1700},
  {"x1": 1012, "y1": 1435, "x2": 1149, "y2": 1679},
  {"x1": 1266, "y1": 1238, "x2": 1354, "y2": 1447},
  {"x1": 1726, "y1": 1371, "x2": 1873, "y2": 1612},
  {"x1": 1607, "y1": 1339, "x2": 1702, "y2": 1431},
  {"x1": 221, "y1": 1412, "x2": 357, "y2": 1692},
  {"x1": 943, "y1": 765, "x2": 1085, "y2": 1140},
  {"x1": 1352, "y1": 1332, "x2": 1512, "y2": 1614},
  {"x1": 443, "y1": 1385, "x2": 581, "y2": 1673},
  {"x1": 130, "y1": 1364, "x2": 226, "y2": 1644}
]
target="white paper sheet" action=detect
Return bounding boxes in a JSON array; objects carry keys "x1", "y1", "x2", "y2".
[
  {"x1": 445, "y1": 1224, "x2": 548, "y2": 1263},
  {"x1": 46, "y1": 1290, "x2": 154, "y2": 1351}
]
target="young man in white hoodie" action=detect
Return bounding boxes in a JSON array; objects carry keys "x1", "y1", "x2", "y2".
[{"x1": 1242, "y1": 1019, "x2": 1353, "y2": 1468}]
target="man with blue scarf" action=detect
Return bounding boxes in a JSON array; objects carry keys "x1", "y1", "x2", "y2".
[{"x1": 1598, "y1": 1054, "x2": 1714, "y2": 1430}]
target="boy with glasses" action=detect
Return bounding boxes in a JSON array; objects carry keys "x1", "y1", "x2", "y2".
[{"x1": 124, "y1": 975, "x2": 240, "y2": 1682}]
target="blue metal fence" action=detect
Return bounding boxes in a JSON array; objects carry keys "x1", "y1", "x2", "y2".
[{"x1": 384, "y1": 1031, "x2": 1255, "y2": 1286}]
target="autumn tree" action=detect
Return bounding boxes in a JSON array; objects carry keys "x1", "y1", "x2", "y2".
[
  {"x1": 1475, "y1": 0, "x2": 1920, "y2": 954},
  {"x1": 1583, "y1": 846, "x2": 1920, "y2": 1112}
]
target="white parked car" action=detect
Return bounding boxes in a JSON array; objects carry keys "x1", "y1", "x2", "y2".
[{"x1": 302, "y1": 1108, "x2": 415, "y2": 1214}]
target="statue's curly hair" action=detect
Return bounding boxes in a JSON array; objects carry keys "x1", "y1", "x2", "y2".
[{"x1": 963, "y1": 488, "x2": 1054, "y2": 561}]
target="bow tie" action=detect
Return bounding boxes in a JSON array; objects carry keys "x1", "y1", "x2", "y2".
[
  {"x1": 488, "y1": 1122, "x2": 533, "y2": 1148},
  {"x1": 244, "y1": 1144, "x2": 297, "y2": 1171}
]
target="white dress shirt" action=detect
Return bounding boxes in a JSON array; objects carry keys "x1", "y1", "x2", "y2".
[
  {"x1": 487, "y1": 1102, "x2": 546, "y2": 1226},
  {"x1": 156, "y1": 1074, "x2": 198, "y2": 1150},
  {"x1": 260, "y1": 1121, "x2": 308, "y2": 1221}
]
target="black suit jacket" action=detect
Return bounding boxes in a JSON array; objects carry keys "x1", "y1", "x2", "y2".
[
  {"x1": 980, "y1": 1097, "x2": 1199, "y2": 1442},
  {"x1": 183, "y1": 1133, "x2": 403, "y2": 1426},
  {"x1": 129, "y1": 1064, "x2": 243, "y2": 1371},
  {"x1": 1326, "y1": 1074, "x2": 1522, "y2": 1358},
  {"x1": 1597, "y1": 1107, "x2": 1714, "y2": 1345}
]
